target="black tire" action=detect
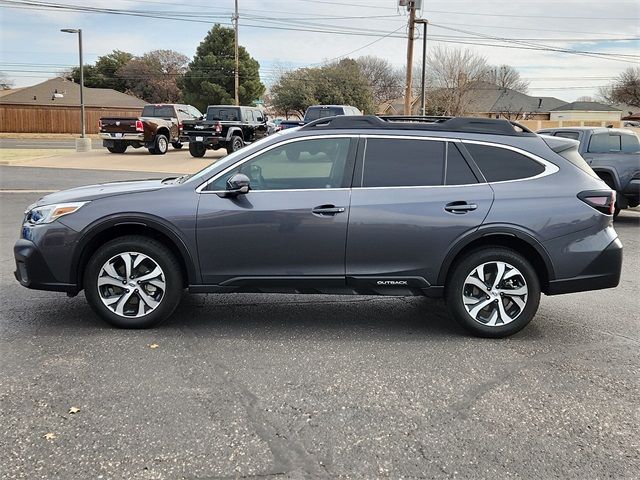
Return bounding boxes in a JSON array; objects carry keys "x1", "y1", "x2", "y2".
[
  {"x1": 106, "y1": 143, "x2": 127, "y2": 154},
  {"x1": 83, "y1": 235, "x2": 183, "y2": 329},
  {"x1": 226, "y1": 135, "x2": 244, "y2": 155},
  {"x1": 150, "y1": 134, "x2": 168, "y2": 155},
  {"x1": 172, "y1": 142, "x2": 183, "y2": 150},
  {"x1": 189, "y1": 142, "x2": 206, "y2": 158},
  {"x1": 445, "y1": 247, "x2": 541, "y2": 338}
]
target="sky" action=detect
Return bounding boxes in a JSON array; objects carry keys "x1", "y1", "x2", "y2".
[{"x1": 0, "y1": 0, "x2": 638, "y2": 103}]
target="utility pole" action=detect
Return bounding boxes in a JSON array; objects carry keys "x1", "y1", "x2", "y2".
[
  {"x1": 233, "y1": 0, "x2": 240, "y2": 106},
  {"x1": 61, "y1": 28, "x2": 89, "y2": 151},
  {"x1": 415, "y1": 19, "x2": 428, "y2": 116},
  {"x1": 403, "y1": 1, "x2": 417, "y2": 115}
]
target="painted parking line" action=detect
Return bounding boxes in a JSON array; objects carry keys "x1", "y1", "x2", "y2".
[{"x1": 0, "y1": 190, "x2": 58, "y2": 193}]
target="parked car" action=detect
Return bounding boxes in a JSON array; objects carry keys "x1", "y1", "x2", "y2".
[
  {"x1": 99, "y1": 104, "x2": 202, "y2": 155},
  {"x1": 14, "y1": 115, "x2": 622, "y2": 337},
  {"x1": 279, "y1": 105, "x2": 362, "y2": 130},
  {"x1": 622, "y1": 120, "x2": 640, "y2": 127},
  {"x1": 537, "y1": 127, "x2": 640, "y2": 217},
  {"x1": 182, "y1": 105, "x2": 269, "y2": 157}
]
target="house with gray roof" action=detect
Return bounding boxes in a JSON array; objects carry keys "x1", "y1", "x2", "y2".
[{"x1": 549, "y1": 101, "x2": 622, "y2": 122}]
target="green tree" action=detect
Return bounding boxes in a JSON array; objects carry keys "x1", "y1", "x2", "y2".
[
  {"x1": 70, "y1": 50, "x2": 133, "y2": 91},
  {"x1": 182, "y1": 25, "x2": 264, "y2": 111},
  {"x1": 269, "y1": 59, "x2": 375, "y2": 116},
  {"x1": 116, "y1": 49, "x2": 188, "y2": 103}
]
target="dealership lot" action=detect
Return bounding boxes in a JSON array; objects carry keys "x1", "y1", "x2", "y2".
[{"x1": 1, "y1": 165, "x2": 639, "y2": 478}]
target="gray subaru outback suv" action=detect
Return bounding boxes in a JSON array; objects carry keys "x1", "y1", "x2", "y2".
[{"x1": 14, "y1": 116, "x2": 622, "y2": 337}]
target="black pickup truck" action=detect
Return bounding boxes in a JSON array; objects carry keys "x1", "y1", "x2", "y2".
[{"x1": 182, "y1": 105, "x2": 269, "y2": 157}]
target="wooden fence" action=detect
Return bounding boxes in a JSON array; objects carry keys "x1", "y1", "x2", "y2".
[
  {"x1": 519, "y1": 119, "x2": 624, "y2": 130},
  {"x1": 0, "y1": 104, "x2": 143, "y2": 134}
]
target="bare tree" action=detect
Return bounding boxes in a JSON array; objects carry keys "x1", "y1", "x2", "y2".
[
  {"x1": 598, "y1": 67, "x2": 640, "y2": 108},
  {"x1": 0, "y1": 71, "x2": 14, "y2": 90},
  {"x1": 425, "y1": 46, "x2": 489, "y2": 116},
  {"x1": 576, "y1": 95, "x2": 594, "y2": 102},
  {"x1": 356, "y1": 56, "x2": 404, "y2": 106},
  {"x1": 485, "y1": 65, "x2": 529, "y2": 94}
]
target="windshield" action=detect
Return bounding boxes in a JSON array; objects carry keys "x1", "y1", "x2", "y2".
[
  {"x1": 305, "y1": 107, "x2": 343, "y2": 121},
  {"x1": 207, "y1": 107, "x2": 241, "y2": 121},
  {"x1": 142, "y1": 105, "x2": 176, "y2": 118}
]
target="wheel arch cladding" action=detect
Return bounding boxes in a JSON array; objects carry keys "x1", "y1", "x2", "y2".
[
  {"x1": 438, "y1": 231, "x2": 554, "y2": 294},
  {"x1": 73, "y1": 219, "x2": 196, "y2": 290}
]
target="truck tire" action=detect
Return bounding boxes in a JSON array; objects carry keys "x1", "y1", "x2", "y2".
[
  {"x1": 107, "y1": 143, "x2": 127, "y2": 154},
  {"x1": 172, "y1": 142, "x2": 183, "y2": 150},
  {"x1": 226, "y1": 135, "x2": 244, "y2": 155},
  {"x1": 189, "y1": 142, "x2": 206, "y2": 158},
  {"x1": 149, "y1": 134, "x2": 168, "y2": 155}
]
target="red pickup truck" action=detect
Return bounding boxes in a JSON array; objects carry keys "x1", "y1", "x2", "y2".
[{"x1": 99, "y1": 104, "x2": 202, "y2": 154}]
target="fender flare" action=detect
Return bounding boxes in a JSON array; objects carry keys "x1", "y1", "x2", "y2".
[
  {"x1": 591, "y1": 166, "x2": 621, "y2": 191},
  {"x1": 70, "y1": 213, "x2": 199, "y2": 286},
  {"x1": 225, "y1": 127, "x2": 243, "y2": 142},
  {"x1": 436, "y1": 224, "x2": 556, "y2": 286}
]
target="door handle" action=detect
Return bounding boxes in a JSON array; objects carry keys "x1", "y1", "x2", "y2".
[
  {"x1": 444, "y1": 202, "x2": 478, "y2": 214},
  {"x1": 312, "y1": 204, "x2": 346, "y2": 216}
]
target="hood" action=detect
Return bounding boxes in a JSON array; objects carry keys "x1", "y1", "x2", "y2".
[{"x1": 35, "y1": 178, "x2": 166, "y2": 206}]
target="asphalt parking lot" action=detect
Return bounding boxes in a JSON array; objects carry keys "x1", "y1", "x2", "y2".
[{"x1": 1, "y1": 165, "x2": 639, "y2": 479}]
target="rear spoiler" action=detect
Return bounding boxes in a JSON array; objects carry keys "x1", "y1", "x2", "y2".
[{"x1": 539, "y1": 134, "x2": 580, "y2": 154}]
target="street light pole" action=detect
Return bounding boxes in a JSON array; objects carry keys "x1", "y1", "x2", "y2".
[
  {"x1": 233, "y1": 0, "x2": 240, "y2": 106},
  {"x1": 61, "y1": 28, "x2": 88, "y2": 148}
]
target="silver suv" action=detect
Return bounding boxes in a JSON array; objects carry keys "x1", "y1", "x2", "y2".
[{"x1": 14, "y1": 116, "x2": 622, "y2": 337}]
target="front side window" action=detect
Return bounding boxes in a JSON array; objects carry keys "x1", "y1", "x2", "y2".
[
  {"x1": 464, "y1": 143, "x2": 545, "y2": 182},
  {"x1": 362, "y1": 138, "x2": 445, "y2": 187},
  {"x1": 207, "y1": 138, "x2": 353, "y2": 191}
]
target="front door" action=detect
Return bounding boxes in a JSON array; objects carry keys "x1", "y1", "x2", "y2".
[
  {"x1": 346, "y1": 137, "x2": 494, "y2": 288},
  {"x1": 196, "y1": 136, "x2": 357, "y2": 287}
]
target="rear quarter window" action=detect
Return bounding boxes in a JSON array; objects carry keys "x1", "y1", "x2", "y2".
[
  {"x1": 621, "y1": 134, "x2": 640, "y2": 153},
  {"x1": 464, "y1": 143, "x2": 545, "y2": 182}
]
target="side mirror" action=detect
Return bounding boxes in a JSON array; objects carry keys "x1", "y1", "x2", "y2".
[{"x1": 222, "y1": 173, "x2": 250, "y2": 197}]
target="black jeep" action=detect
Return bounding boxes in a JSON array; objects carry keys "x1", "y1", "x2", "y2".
[{"x1": 182, "y1": 105, "x2": 269, "y2": 157}]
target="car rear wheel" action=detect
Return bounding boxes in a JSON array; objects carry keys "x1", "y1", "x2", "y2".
[
  {"x1": 106, "y1": 143, "x2": 127, "y2": 154},
  {"x1": 172, "y1": 142, "x2": 183, "y2": 150},
  {"x1": 84, "y1": 236, "x2": 183, "y2": 328},
  {"x1": 149, "y1": 134, "x2": 169, "y2": 155},
  {"x1": 226, "y1": 135, "x2": 244, "y2": 155},
  {"x1": 189, "y1": 142, "x2": 206, "y2": 158},
  {"x1": 445, "y1": 248, "x2": 540, "y2": 338}
]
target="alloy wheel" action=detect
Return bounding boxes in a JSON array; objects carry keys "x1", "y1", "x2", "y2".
[
  {"x1": 462, "y1": 261, "x2": 528, "y2": 327},
  {"x1": 97, "y1": 252, "x2": 166, "y2": 318}
]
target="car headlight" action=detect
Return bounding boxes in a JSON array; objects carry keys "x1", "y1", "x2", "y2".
[{"x1": 25, "y1": 201, "x2": 89, "y2": 225}]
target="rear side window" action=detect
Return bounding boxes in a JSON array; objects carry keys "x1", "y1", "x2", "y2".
[
  {"x1": 446, "y1": 143, "x2": 478, "y2": 185},
  {"x1": 362, "y1": 138, "x2": 444, "y2": 187},
  {"x1": 554, "y1": 131, "x2": 580, "y2": 141},
  {"x1": 305, "y1": 107, "x2": 343, "y2": 121},
  {"x1": 588, "y1": 133, "x2": 623, "y2": 153},
  {"x1": 464, "y1": 143, "x2": 545, "y2": 182}
]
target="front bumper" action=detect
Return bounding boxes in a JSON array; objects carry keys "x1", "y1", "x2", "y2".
[
  {"x1": 14, "y1": 239, "x2": 77, "y2": 293},
  {"x1": 547, "y1": 237, "x2": 622, "y2": 295}
]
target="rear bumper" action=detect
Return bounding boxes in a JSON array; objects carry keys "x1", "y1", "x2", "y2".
[
  {"x1": 547, "y1": 237, "x2": 622, "y2": 295},
  {"x1": 184, "y1": 134, "x2": 221, "y2": 147},
  {"x1": 14, "y1": 239, "x2": 77, "y2": 293},
  {"x1": 100, "y1": 132, "x2": 144, "y2": 141}
]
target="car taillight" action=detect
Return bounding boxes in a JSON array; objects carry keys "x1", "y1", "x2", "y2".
[
  {"x1": 135, "y1": 120, "x2": 144, "y2": 132},
  {"x1": 578, "y1": 190, "x2": 616, "y2": 215},
  {"x1": 178, "y1": 122, "x2": 183, "y2": 131},
  {"x1": 215, "y1": 122, "x2": 222, "y2": 133}
]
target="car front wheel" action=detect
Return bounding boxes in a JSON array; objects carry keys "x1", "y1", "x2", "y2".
[
  {"x1": 84, "y1": 236, "x2": 183, "y2": 328},
  {"x1": 445, "y1": 248, "x2": 540, "y2": 338}
]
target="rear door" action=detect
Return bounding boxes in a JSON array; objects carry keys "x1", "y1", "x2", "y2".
[{"x1": 346, "y1": 136, "x2": 494, "y2": 288}]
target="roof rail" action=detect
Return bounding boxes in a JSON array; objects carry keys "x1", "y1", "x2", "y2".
[{"x1": 301, "y1": 115, "x2": 535, "y2": 136}]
